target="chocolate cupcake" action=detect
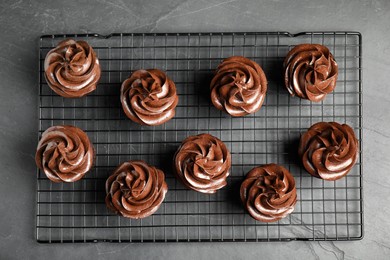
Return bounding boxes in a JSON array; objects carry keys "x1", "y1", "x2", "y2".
[
  {"x1": 173, "y1": 134, "x2": 231, "y2": 194},
  {"x1": 284, "y1": 44, "x2": 338, "y2": 102},
  {"x1": 105, "y1": 160, "x2": 168, "y2": 219},
  {"x1": 120, "y1": 69, "x2": 178, "y2": 126},
  {"x1": 298, "y1": 122, "x2": 359, "y2": 181},
  {"x1": 210, "y1": 56, "x2": 267, "y2": 117},
  {"x1": 240, "y1": 164, "x2": 297, "y2": 222},
  {"x1": 44, "y1": 39, "x2": 101, "y2": 98},
  {"x1": 35, "y1": 125, "x2": 95, "y2": 183}
]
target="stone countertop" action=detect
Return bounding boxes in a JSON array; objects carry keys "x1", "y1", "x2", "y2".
[{"x1": 0, "y1": 0, "x2": 389, "y2": 259}]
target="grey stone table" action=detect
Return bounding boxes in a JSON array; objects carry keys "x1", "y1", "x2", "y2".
[{"x1": 0, "y1": 0, "x2": 389, "y2": 259}]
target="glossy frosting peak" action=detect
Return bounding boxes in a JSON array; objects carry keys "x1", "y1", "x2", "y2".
[
  {"x1": 121, "y1": 69, "x2": 178, "y2": 126},
  {"x1": 210, "y1": 56, "x2": 267, "y2": 116},
  {"x1": 105, "y1": 160, "x2": 168, "y2": 219},
  {"x1": 284, "y1": 44, "x2": 338, "y2": 102},
  {"x1": 240, "y1": 164, "x2": 297, "y2": 222},
  {"x1": 174, "y1": 134, "x2": 231, "y2": 193},
  {"x1": 298, "y1": 122, "x2": 359, "y2": 181},
  {"x1": 35, "y1": 125, "x2": 95, "y2": 183},
  {"x1": 44, "y1": 39, "x2": 101, "y2": 98}
]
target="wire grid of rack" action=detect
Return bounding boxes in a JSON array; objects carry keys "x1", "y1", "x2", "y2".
[{"x1": 37, "y1": 32, "x2": 363, "y2": 243}]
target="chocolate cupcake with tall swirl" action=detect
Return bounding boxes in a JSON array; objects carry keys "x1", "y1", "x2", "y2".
[
  {"x1": 35, "y1": 125, "x2": 95, "y2": 183},
  {"x1": 240, "y1": 164, "x2": 297, "y2": 222},
  {"x1": 44, "y1": 39, "x2": 101, "y2": 98},
  {"x1": 121, "y1": 69, "x2": 179, "y2": 126},
  {"x1": 173, "y1": 134, "x2": 231, "y2": 194},
  {"x1": 298, "y1": 122, "x2": 359, "y2": 181},
  {"x1": 284, "y1": 44, "x2": 338, "y2": 102},
  {"x1": 210, "y1": 56, "x2": 267, "y2": 117},
  {"x1": 105, "y1": 160, "x2": 168, "y2": 219}
]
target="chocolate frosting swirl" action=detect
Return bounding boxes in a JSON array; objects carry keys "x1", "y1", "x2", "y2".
[
  {"x1": 44, "y1": 39, "x2": 101, "y2": 98},
  {"x1": 298, "y1": 122, "x2": 359, "y2": 181},
  {"x1": 173, "y1": 134, "x2": 231, "y2": 194},
  {"x1": 210, "y1": 56, "x2": 267, "y2": 117},
  {"x1": 105, "y1": 160, "x2": 168, "y2": 219},
  {"x1": 240, "y1": 164, "x2": 297, "y2": 222},
  {"x1": 120, "y1": 69, "x2": 179, "y2": 126},
  {"x1": 284, "y1": 44, "x2": 338, "y2": 102},
  {"x1": 35, "y1": 125, "x2": 95, "y2": 183}
]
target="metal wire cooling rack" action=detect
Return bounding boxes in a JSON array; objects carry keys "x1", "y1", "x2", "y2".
[{"x1": 37, "y1": 32, "x2": 363, "y2": 243}]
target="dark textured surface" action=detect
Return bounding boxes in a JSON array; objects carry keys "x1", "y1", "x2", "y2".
[{"x1": 0, "y1": 0, "x2": 389, "y2": 259}]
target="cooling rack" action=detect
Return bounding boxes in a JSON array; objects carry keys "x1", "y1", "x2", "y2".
[{"x1": 37, "y1": 32, "x2": 363, "y2": 243}]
